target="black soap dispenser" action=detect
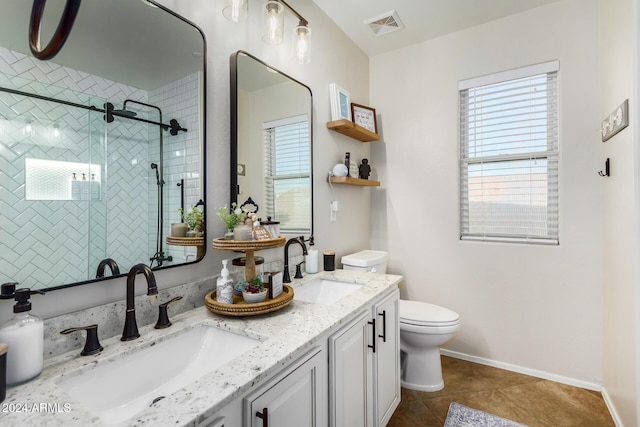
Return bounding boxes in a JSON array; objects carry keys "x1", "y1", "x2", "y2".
[{"x1": 0, "y1": 289, "x2": 44, "y2": 385}]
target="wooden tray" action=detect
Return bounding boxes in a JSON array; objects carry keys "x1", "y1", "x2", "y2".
[
  {"x1": 212, "y1": 236, "x2": 286, "y2": 251},
  {"x1": 205, "y1": 285, "x2": 294, "y2": 317},
  {"x1": 166, "y1": 236, "x2": 204, "y2": 246}
]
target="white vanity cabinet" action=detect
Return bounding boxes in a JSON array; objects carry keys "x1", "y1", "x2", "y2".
[
  {"x1": 373, "y1": 289, "x2": 401, "y2": 426},
  {"x1": 243, "y1": 347, "x2": 326, "y2": 427},
  {"x1": 329, "y1": 311, "x2": 374, "y2": 426},
  {"x1": 329, "y1": 288, "x2": 400, "y2": 427}
]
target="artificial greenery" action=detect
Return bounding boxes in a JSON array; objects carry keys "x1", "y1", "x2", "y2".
[
  {"x1": 244, "y1": 276, "x2": 264, "y2": 293},
  {"x1": 179, "y1": 205, "x2": 204, "y2": 230},
  {"x1": 216, "y1": 202, "x2": 246, "y2": 231}
]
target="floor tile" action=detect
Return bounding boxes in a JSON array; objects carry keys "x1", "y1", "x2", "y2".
[
  {"x1": 501, "y1": 380, "x2": 616, "y2": 427},
  {"x1": 387, "y1": 400, "x2": 441, "y2": 427},
  {"x1": 389, "y1": 356, "x2": 615, "y2": 427}
]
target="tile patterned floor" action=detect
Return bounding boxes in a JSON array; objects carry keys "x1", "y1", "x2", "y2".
[{"x1": 388, "y1": 356, "x2": 615, "y2": 427}]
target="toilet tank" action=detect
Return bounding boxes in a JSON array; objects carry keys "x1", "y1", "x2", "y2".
[{"x1": 341, "y1": 250, "x2": 388, "y2": 274}]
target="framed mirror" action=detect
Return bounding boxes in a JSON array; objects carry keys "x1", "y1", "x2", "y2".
[
  {"x1": 230, "y1": 51, "x2": 313, "y2": 239},
  {"x1": 0, "y1": 0, "x2": 207, "y2": 291}
]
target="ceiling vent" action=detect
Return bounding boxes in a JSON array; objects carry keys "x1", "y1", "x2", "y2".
[{"x1": 364, "y1": 10, "x2": 404, "y2": 37}]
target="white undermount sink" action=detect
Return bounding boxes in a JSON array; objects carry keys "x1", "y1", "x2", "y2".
[
  {"x1": 294, "y1": 278, "x2": 363, "y2": 305},
  {"x1": 56, "y1": 324, "x2": 260, "y2": 425}
]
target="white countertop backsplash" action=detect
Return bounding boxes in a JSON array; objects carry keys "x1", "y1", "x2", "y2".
[{"x1": 3, "y1": 270, "x2": 402, "y2": 426}]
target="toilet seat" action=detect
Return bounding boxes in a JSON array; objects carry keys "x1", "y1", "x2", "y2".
[{"x1": 399, "y1": 300, "x2": 460, "y2": 327}]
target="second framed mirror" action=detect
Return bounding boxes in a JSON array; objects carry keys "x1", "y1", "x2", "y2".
[{"x1": 230, "y1": 51, "x2": 313, "y2": 239}]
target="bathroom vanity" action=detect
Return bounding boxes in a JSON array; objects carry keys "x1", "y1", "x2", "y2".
[{"x1": 2, "y1": 270, "x2": 401, "y2": 426}]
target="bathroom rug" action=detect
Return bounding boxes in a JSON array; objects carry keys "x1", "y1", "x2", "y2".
[{"x1": 443, "y1": 402, "x2": 528, "y2": 427}]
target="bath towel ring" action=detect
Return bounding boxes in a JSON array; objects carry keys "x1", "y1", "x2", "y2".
[{"x1": 29, "y1": 0, "x2": 81, "y2": 60}]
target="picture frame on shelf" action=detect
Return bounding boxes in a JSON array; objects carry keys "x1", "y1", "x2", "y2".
[
  {"x1": 329, "y1": 83, "x2": 351, "y2": 121},
  {"x1": 351, "y1": 103, "x2": 377, "y2": 133}
]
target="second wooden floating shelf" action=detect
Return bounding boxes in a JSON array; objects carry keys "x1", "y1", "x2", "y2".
[
  {"x1": 327, "y1": 119, "x2": 380, "y2": 142},
  {"x1": 328, "y1": 176, "x2": 381, "y2": 187}
]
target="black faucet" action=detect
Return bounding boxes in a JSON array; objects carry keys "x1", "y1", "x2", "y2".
[
  {"x1": 122, "y1": 264, "x2": 158, "y2": 341},
  {"x1": 283, "y1": 236, "x2": 308, "y2": 283},
  {"x1": 96, "y1": 258, "x2": 120, "y2": 278}
]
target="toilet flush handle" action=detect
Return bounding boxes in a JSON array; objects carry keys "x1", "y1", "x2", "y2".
[{"x1": 370, "y1": 267, "x2": 377, "y2": 273}]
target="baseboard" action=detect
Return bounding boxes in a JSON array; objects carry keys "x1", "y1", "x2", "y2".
[
  {"x1": 440, "y1": 348, "x2": 602, "y2": 391},
  {"x1": 601, "y1": 387, "x2": 624, "y2": 427}
]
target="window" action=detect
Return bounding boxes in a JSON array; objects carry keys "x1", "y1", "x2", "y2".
[
  {"x1": 263, "y1": 115, "x2": 311, "y2": 234},
  {"x1": 459, "y1": 61, "x2": 559, "y2": 244}
]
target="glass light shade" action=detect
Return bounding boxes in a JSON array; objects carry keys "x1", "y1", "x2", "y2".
[
  {"x1": 223, "y1": 0, "x2": 248, "y2": 22},
  {"x1": 293, "y1": 25, "x2": 311, "y2": 64},
  {"x1": 262, "y1": 1, "x2": 284, "y2": 45}
]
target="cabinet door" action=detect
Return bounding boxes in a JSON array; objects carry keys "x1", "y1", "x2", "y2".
[
  {"x1": 374, "y1": 289, "x2": 400, "y2": 427},
  {"x1": 245, "y1": 348, "x2": 325, "y2": 427},
  {"x1": 329, "y1": 311, "x2": 374, "y2": 427}
]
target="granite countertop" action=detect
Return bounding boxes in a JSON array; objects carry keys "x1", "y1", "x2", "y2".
[{"x1": 3, "y1": 270, "x2": 402, "y2": 426}]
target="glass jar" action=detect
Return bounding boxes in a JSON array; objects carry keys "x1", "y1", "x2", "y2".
[{"x1": 231, "y1": 257, "x2": 264, "y2": 294}]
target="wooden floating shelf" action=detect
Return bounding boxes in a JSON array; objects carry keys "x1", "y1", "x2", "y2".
[
  {"x1": 328, "y1": 176, "x2": 381, "y2": 187},
  {"x1": 327, "y1": 119, "x2": 380, "y2": 142}
]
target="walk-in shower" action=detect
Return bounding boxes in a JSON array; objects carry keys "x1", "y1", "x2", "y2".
[{"x1": 113, "y1": 99, "x2": 175, "y2": 268}]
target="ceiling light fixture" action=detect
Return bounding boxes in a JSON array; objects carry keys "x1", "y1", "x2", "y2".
[
  {"x1": 293, "y1": 24, "x2": 311, "y2": 64},
  {"x1": 262, "y1": 1, "x2": 284, "y2": 44},
  {"x1": 262, "y1": 0, "x2": 311, "y2": 64},
  {"x1": 224, "y1": 0, "x2": 311, "y2": 64},
  {"x1": 223, "y1": 0, "x2": 248, "y2": 23}
]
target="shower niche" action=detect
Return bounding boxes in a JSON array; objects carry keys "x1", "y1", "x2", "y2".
[{"x1": 0, "y1": 0, "x2": 206, "y2": 291}]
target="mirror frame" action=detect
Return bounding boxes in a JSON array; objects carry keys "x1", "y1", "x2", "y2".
[
  {"x1": 229, "y1": 50, "x2": 314, "y2": 238},
  {"x1": 19, "y1": 1, "x2": 208, "y2": 292}
]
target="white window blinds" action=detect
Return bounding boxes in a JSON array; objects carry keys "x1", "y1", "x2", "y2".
[
  {"x1": 459, "y1": 61, "x2": 559, "y2": 244},
  {"x1": 263, "y1": 115, "x2": 311, "y2": 234}
]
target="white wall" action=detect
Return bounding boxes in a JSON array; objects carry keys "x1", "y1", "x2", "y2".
[
  {"x1": 370, "y1": 0, "x2": 603, "y2": 386},
  {"x1": 1, "y1": 0, "x2": 371, "y2": 322},
  {"x1": 600, "y1": 0, "x2": 639, "y2": 424}
]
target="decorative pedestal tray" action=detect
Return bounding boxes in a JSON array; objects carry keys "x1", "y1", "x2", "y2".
[
  {"x1": 205, "y1": 285, "x2": 294, "y2": 317},
  {"x1": 166, "y1": 236, "x2": 204, "y2": 259},
  {"x1": 209, "y1": 236, "x2": 289, "y2": 317},
  {"x1": 211, "y1": 236, "x2": 285, "y2": 281}
]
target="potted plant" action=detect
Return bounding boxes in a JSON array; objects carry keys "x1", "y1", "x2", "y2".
[
  {"x1": 242, "y1": 276, "x2": 267, "y2": 303},
  {"x1": 216, "y1": 202, "x2": 246, "y2": 239},
  {"x1": 179, "y1": 205, "x2": 205, "y2": 237}
]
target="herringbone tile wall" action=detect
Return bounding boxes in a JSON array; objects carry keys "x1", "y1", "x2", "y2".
[{"x1": 0, "y1": 47, "x2": 201, "y2": 289}]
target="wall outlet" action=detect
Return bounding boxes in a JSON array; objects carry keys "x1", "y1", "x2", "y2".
[
  {"x1": 330, "y1": 200, "x2": 339, "y2": 221},
  {"x1": 601, "y1": 99, "x2": 629, "y2": 142}
]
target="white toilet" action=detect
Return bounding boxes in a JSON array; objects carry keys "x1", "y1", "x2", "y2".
[
  {"x1": 341, "y1": 250, "x2": 388, "y2": 273},
  {"x1": 399, "y1": 300, "x2": 460, "y2": 392},
  {"x1": 341, "y1": 251, "x2": 460, "y2": 392}
]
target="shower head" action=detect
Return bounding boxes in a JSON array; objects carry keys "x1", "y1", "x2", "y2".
[
  {"x1": 150, "y1": 162, "x2": 163, "y2": 186},
  {"x1": 113, "y1": 107, "x2": 137, "y2": 118}
]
